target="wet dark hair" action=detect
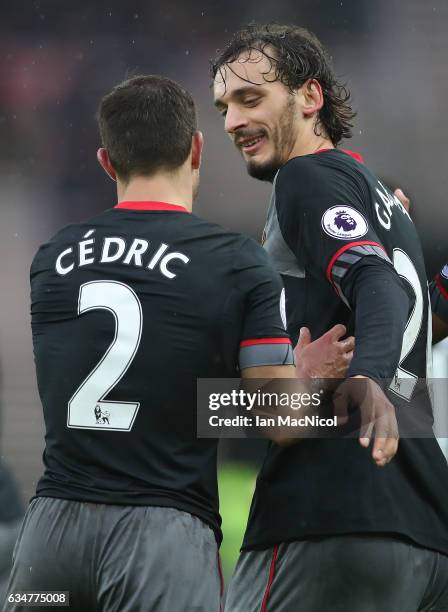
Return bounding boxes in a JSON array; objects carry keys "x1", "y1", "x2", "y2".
[
  {"x1": 97, "y1": 75, "x2": 197, "y2": 182},
  {"x1": 211, "y1": 23, "x2": 355, "y2": 146}
]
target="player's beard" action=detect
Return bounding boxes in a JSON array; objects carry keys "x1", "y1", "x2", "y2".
[{"x1": 246, "y1": 94, "x2": 298, "y2": 183}]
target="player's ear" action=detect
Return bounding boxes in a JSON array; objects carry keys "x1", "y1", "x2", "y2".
[
  {"x1": 97, "y1": 148, "x2": 117, "y2": 182},
  {"x1": 191, "y1": 131, "x2": 203, "y2": 171},
  {"x1": 301, "y1": 79, "x2": 324, "y2": 117}
]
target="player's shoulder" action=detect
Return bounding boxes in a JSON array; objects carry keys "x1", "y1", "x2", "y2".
[
  {"x1": 276, "y1": 153, "x2": 325, "y2": 186},
  {"x1": 276, "y1": 149, "x2": 363, "y2": 194},
  {"x1": 184, "y1": 213, "x2": 265, "y2": 258},
  {"x1": 30, "y1": 210, "x2": 113, "y2": 272},
  {"x1": 184, "y1": 214, "x2": 270, "y2": 270},
  {"x1": 39, "y1": 208, "x2": 115, "y2": 246},
  {"x1": 32, "y1": 222, "x2": 81, "y2": 264},
  {"x1": 182, "y1": 212, "x2": 238, "y2": 238}
]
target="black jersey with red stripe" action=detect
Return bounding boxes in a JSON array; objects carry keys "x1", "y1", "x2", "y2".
[
  {"x1": 242, "y1": 149, "x2": 448, "y2": 556},
  {"x1": 430, "y1": 264, "x2": 448, "y2": 324},
  {"x1": 30, "y1": 201, "x2": 293, "y2": 545}
]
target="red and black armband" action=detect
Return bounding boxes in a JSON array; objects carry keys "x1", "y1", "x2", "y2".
[{"x1": 238, "y1": 337, "x2": 294, "y2": 370}]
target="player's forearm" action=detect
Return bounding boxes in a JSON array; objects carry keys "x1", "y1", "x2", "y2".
[
  {"x1": 240, "y1": 369, "x2": 316, "y2": 445},
  {"x1": 342, "y1": 258, "x2": 410, "y2": 380}
]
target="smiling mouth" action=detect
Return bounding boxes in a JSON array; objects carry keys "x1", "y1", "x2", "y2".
[{"x1": 239, "y1": 135, "x2": 265, "y2": 154}]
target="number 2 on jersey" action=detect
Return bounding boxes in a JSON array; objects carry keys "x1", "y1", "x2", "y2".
[
  {"x1": 389, "y1": 248, "x2": 431, "y2": 400},
  {"x1": 67, "y1": 280, "x2": 142, "y2": 431}
]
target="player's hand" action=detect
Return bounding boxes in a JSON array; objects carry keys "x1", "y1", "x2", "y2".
[
  {"x1": 333, "y1": 375, "x2": 399, "y2": 467},
  {"x1": 294, "y1": 324, "x2": 355, "y2": 379},
  {"x1": 394, "y1": 188, "x2": 410, "y2": 213}
]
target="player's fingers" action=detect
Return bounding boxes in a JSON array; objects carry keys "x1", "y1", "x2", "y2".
[
  {"x1": 359, "y1": 419, "x2": 374, "y2": 448},
  {"x1": 394, "y1": 188, "x2": 410, "y2": 212},
  {"x1": 371, "y1": 407, "x2": 399, "y2": 464},
  {"x1": 342, "y1": 351, "x2": 354, "y2": 364},
  {"x1": 326, "y1": 324, "x2": 347, "y2": 343},
  {"x1": 388, "y1": 434, "x2": 399, "y2": 462},
  {"x1": 332, "y1": 386, "x2": 349, "y2": 425},
  {"x1": 371, "y1": 436, "x2": 387, "y2": 465},
  {"x1": 359, "y1": 398, "x2": 375, "y2": 447},
  {"x1": 382, "y1": 434, "x2": 399, "y2": 464},
  {"x1": 371, "y1": 421, "x2": 390, "y2": 461},
  {"x1": 333, "y1": 352, "x2": 352, "y2": 377},
  {"x1": 295, "y1": 327, "x2": 312, "y2": 353},
  {"x1": 338, "y1": 336, "x2": 355, "y2": 353},
  {"x1": 372, "y1": 434, "x2": 398, "y2": 466},
  {"x1": 376, "y1": 415, "x2": 399, "y2": 464}
]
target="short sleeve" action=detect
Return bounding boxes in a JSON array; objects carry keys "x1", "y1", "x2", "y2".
[
  {"x1": 233, "y1": 238, "x2": 294, "y2": 370},
  {"x1": 430, "y1": 264, "x2": 448, "y2": 323},
  {"x1": 274, "y1": 157, "x2": 392, "y2": 304}
]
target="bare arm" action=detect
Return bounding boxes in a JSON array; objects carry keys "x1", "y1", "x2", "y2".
[{"x1": 241, "y1": 363, "x2": 320, "y2": 446}]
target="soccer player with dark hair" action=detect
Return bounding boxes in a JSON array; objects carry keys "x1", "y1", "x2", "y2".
[
  {"x1": 212, "y1": 24, "x2": 448, "y2": 611},
  {"x1": 3, "y1": 74, "x2": 309, "y2": 612}
]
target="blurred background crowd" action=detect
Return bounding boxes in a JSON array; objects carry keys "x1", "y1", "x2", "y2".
[{"x1": 1, "y1": 0, "x2": 447, "y2": 579}]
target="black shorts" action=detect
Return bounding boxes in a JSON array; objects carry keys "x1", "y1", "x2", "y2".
[
  {"x1": 225, "y1": 535, "x2": 448, "y2": 611},
  {"x1": 4, "y1": 497, "x2": 222, "y2": 612}
]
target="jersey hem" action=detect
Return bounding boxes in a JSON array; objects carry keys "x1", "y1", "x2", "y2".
[
  {"x1": 33, "y1": 491, "x2": 222, "y2": 546},
  {"x1": 241, "y1": 526, "x2": 448, "y2": 557}
]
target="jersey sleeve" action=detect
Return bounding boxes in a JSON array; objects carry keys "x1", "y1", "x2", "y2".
[
  {"x1": 233, "y1": 238, "x2": 294, "y2": 370},
  {"x1": 274, "y1": 157, "x2": 393, "y2": 305},
  {"x1": 430, "y1": 264, "x2": 448, "y2": 323}
]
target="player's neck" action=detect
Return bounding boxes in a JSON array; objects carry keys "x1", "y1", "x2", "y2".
[
  {"x1": 117, "y1": 174, "x2": 193, "y2": 212},
  {"x1": 288, "y1": 130, "x2": 334, "y2": 159}
]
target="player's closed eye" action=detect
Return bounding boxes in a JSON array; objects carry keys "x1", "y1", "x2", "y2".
[{"x1": 244, "y1": 98, "x2": 260, "y2": 107}]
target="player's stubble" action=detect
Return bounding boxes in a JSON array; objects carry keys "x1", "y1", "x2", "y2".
[{"x1": 244, "y1": 92, "x2": 298, "y2": 183}]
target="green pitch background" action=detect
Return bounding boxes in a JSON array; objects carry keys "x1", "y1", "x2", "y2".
[{"x1": 218, "y1": 463, "x2": 257, "y2": 579}]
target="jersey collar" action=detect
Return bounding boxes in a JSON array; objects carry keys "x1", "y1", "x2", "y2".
[
  {"x1": 316, "y1": 148, "x2": 364, "y2": 164},
  {"x1": 115, "y1": 201, "x2": 189, "y2": 212}
]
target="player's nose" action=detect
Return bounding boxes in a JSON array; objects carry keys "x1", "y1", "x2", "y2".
[{"x1": 225, "y1": 105, "x2": 249, "y2": 135}]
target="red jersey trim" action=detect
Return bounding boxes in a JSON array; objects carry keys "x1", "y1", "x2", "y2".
[
  {"x1": 436, "y1": 274, "x2": 448, "y2": 301},
  {"x1": 260, "y1": 544, "x2": 279, "y2": 612},
  {"x1": 315, "y1": 148, "x2": 364, "y2": 164},
  {"x1": 115, "y1": 201, "x2": 189, "y2": 212},
  {"x1": 326, "y1": 240, "x2": 387, "y2": 284},
  {"x1": 240, "y1": 338, "x2": 292, "y2": 348}
]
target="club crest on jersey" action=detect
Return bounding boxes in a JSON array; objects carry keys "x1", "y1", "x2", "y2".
[
  {"x1": 321, "y1": 206, "x2": 368, "y2": 240},
  {"x1": 441, "y1": 264, "x2": 448, "y2": 279}
]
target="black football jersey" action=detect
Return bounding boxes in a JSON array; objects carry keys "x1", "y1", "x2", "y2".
[
  {"x1": 430, "y1": 263, "x2": 448, "y2": 324},
  {"x1": 242, "y1": 149, "x2": 448, "y2": 555},
  {"x1": 31, "y1": 201, "x2": 293, "y2": 545}
]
